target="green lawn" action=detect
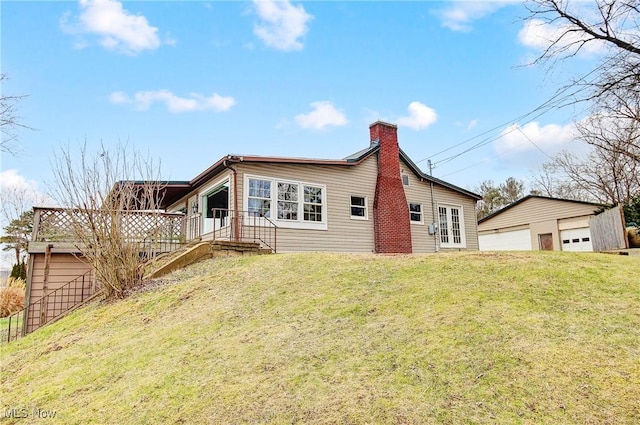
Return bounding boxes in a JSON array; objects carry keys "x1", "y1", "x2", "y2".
[{"x1": 1, "y1": 252, "x2": 638, "y2": 424}]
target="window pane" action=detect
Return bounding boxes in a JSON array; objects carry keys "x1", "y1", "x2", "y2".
[
  {"x1": 278, "y1": 201, "x2": 298, "y2": 220},
  {"x1": 351, "y1": 206, "x2": 365, "y2": 217},
  {"x1": 439, "y1": 206, "x2": 449, "y2": 243},
  {"x1": 277, "y1": 183, "x2": 298, "y2": 201},
  {"x1": 248, "y1": 198, "x2": 271, "y2": 218},
  {"x1": 249, "y1": 179, "x2": 270, "y2": 198},
  {"x1": 304, "y1": 186, "x2": 322, "y2": 204},
  {"x1": 304, "y1": 204, "x2": 322, "y2": 222},
  {"x1": 410, "y1": 213, "x2": 421, "y2": 222},
  {"x1": 351, "y1": 196, "x2": 365, "y2": 207},
  {"x1": 410, "y1": 203, "x2": 421, "y2": 212},
  {"x1": 451, "y1": 207, "x2": 461, "y2": 244}
]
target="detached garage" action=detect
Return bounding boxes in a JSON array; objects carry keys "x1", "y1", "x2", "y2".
[{"x1": 478, "y1": 195, "x2": 603, "y2": 252}]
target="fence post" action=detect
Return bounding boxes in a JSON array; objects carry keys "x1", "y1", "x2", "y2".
[{"x1": 41, "y1": 244, "x2": 53, "y2": 327}]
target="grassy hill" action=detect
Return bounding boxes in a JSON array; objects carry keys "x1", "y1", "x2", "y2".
[{"x1": 1, "y1": 252, "x2": 639, "y2": 424}]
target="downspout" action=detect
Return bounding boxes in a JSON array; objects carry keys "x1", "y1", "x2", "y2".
[
  {"x1": 428, "y1": 160, "x2": 440, "y2": 253},
  {"x1": 223, "y1": 158, "x2": 240, "y2": 241},
  {"x1": 430, "y1": 181, "x2": 439, "y2": 253}
]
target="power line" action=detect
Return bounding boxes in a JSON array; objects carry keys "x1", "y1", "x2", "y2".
[{"x1": 415, "y1": 60, "x2": 608, "y2": 170}]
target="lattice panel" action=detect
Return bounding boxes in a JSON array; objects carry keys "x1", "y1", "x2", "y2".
[
  {"x1": 36, "y1": 209, "x2": 77, "y2": 241},
  {"x1": 35, "y1": 208, "x2": 186, "y2": 244}
]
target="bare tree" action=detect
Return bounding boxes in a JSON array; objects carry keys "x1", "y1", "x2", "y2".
[
  {"x1": 526, "y1": 0, "x2": 640, "y2": 101},
  {"x1": 49, "y1": 142, "x2": 166, "y2": 299},
  {"x1": 535, "y1": 147, "x2": 640, "y2": 205},
  {"x1": 526, "y1": 1, "x2": 640, "y2": 202},
  {"x1": 576, "y1": 89, "x2": 640, "y2": 164},
  {"x1": 530, "y1": 161, "x2": 587, "y2": 200},
  {"x1": 1, "y1": 74, "x2": 32, "y2": 155}
]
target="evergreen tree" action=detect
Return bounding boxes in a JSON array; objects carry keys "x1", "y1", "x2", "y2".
[{"x1": 0, "y1": 210, "x2": 33, "y2": 266}]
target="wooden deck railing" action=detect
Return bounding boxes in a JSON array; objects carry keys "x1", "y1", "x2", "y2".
[
  {"x1": 32, "y1": 207, "x2": 189, "y2": 258},
  {"x1": 212, "y1": 209, "x2": 277, "y2": 253}
]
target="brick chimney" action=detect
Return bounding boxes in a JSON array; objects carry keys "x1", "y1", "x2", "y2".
[{"x1": 371, "y1": 121, "x2": 412, "y2": 253}]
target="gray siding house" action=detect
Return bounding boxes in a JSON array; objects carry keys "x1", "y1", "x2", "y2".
[{"x1": 158, "y1": 121, "x2": 481, "y2": 253}]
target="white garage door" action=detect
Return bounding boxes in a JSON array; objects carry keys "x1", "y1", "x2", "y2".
[
  {"x1": 479, "y1": 229, "x2": 532, "y2": 251},
  {"x1": 560, "y1": 228, "x2": 593, "y2": 252}
]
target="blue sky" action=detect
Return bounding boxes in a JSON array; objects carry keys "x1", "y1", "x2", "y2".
[{"x1": 1, "y1": 1, "x2": 600, "y2": 265}]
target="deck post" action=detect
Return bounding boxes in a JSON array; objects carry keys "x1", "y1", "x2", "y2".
[{"x1": 40, "y1": 244, "x2": 53, "y2": 327}]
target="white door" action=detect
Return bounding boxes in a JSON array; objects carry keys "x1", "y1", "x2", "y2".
[
  {"x1": 479, "y1": 229, "x2": 532, "y2": 251},
  {"x1": 560, "y1": 228, "x2": 593, "y2": 252}
]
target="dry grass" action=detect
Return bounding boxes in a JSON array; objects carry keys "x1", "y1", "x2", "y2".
[
  {"x1": 1, "y1": 251, "x2": 639, "y2": 424},
  {"x1": 0, "y1": 286, "x2": 24, "y2": 318},
  {"x1": 6, "y1": 277, "x2": 26, "y2": 290}
]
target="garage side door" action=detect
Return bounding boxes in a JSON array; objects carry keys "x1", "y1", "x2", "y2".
[
  {"x1": 560, "y1": 228, "x2": 593, "y2": 252},
  {"x1": 479, "y1": 229, "x2": 532, "y2": 251}
]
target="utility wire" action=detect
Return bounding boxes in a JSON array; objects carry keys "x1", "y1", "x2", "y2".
[{"x1": 415, "y1": 60, "x2": 608, "y2": 170}]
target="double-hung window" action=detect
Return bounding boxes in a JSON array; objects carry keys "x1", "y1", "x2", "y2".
[
  {"x1": 277, "y1": 183, "x2": 298, "y2": 220},
  {"x1": 409, "y1": 203, "x2": 423, "y2": 224},
  {"x1": 438, "y1": 204, "x2": 465, "y2": 248},
  {"x1": 245, "y1": 175, "x2": 326, "y2": 230},
  {"x1": 304, "y1": 186, "x2": 323, "y2": 222},
  {"x1": 248, "y1": 178, "x2": 272, "y2": 218},
  {"x1": 350, "y1": 196, "x2": 368, "y2": 220}
]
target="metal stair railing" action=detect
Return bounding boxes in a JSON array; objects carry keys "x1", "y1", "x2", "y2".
[
  {"x1": 2, "y1": 270, "x2": 97, "y2": 343},
  {"x1": 211, "y1": 209, "x2": 277, "y2": 253}
]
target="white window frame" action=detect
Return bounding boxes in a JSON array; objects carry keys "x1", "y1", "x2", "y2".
[
  {"x1": 402, "y1": 174, "x2": 410, "y2": 186},
  {"x1": 350, "y1": 195, "x2": 368, "y2": 220},
  {"x1": 409, "y1": 202, "x2": 423, "y2": 225},
  {"x1": 243, "y1": 174, "x2": 328, "y2": 230},
  {"x1": 438, "y1": 203, "x2": 466, "y2": 248}
]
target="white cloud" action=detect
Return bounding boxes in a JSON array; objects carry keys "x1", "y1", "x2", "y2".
[
  {"x1": 110, "y1": 90, "x2": 236, "y2": 113},
  {"x1": 495, "y1": 121, "x2": 577, "y2": 155},
  {"x1": 467, "y1": 119, "x2": 479, "y2": 130},
  {"x1": 0, "y1": 169, "x2": 40, "y2": 195},
  {"x1": 253, "y1": 0, "x2": 313, "y2": 51},
  {"x1": 62, "y1": 0, "x2": 162, "y2": 55},
  {"x1": 434, "y1": 1, "x2": 516, "y2": 32},
  {"x1": 295, "y1": 101, "x2": 348, "y2": 130},
  {"x1": 396, "y1": 101, "x2": 438, "y2": 131},
  {"x1": 109, "y1": 91, "x2": 129, "y2": 104},
  {"x1": 518, "y1": 18, "x2": 607, "y2": 57}
]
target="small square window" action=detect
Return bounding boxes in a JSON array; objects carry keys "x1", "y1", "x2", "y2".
[
  {"x1": 409, "y1": 203, "x2": 422, "y2": 223},
  {"x1": 350, "y1": 196, "x2": 368, "y2": 220},
  {"x1": 402, "y1": 174, "x2": 409, "y2": 186}
]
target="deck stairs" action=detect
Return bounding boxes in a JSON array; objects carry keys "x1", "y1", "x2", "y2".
[{"x1": 142, "y1": 240, "x2": 271, "y2": 280}]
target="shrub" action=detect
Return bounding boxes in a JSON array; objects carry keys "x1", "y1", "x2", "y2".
[
  {"x1": 0, "y1": 287, "x2": 25, "y2": 318},
  {"x1": 7, "y1": 277, "x2": 26, "y2": 290},
  {"x1": 10, "y1": 261, "x2": 27, "y2": 281},
  {"x1": 624, "y1": 194, "x2": 640, "y2": 228}
]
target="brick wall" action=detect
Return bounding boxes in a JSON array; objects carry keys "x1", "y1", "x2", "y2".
[{"x1": 371, "y1": 121, "x2": 412, "y2": 253}]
